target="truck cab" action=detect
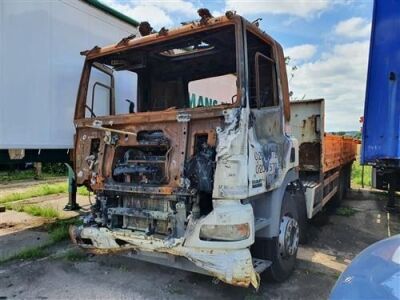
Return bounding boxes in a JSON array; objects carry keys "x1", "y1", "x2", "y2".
[{"x1": 70, "y1": 12, "x2": 313, "y2": 288}]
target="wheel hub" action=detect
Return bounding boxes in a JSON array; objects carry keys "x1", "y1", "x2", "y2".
[{"x1": 278, "y1": 216, "x2": 299, "y2": 258}]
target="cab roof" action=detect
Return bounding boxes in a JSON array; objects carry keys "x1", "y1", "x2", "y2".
[{"x1": 82, "y1": 13, "x2": 281, "y2": 60}]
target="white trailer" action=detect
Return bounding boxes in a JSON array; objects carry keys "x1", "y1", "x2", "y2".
[{"x1": 0, "y1": 0, "x2": 139, "y2": 162}]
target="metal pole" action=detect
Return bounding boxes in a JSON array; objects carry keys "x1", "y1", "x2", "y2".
[
  {"x1": 64, "y1": 163, "x2": 80, "y2": 211},
  {"x1": 361, "y1": 165, "x2": 365, "y2": 188},
  {"x1": 386, "y1": 174, "x2": 396, "y2": 211}
]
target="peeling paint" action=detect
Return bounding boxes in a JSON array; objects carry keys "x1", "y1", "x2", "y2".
[{"x1": 215, "y1": 108, "x2": 241, "y2": 160}]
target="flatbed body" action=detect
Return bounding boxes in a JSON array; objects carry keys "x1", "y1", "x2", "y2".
[{"x1": 290, "y1": 99, "x2": 357, "y2": 217}]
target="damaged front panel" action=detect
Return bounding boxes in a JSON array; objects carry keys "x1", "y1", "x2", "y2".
[{"x1": 73, "y1": 105, "x2": 261, "y2": 286}]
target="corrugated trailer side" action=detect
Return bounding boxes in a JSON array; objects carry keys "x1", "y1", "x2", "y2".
[
  {"x1": 361, "y1": 0, "x2": 400, "y2": 203},
  {"x1": 0, "y1": 0, "x2": 138, "y2": 162},
  {"x1": 362, "y1": 0, "x2": 400, "y2": 166}
]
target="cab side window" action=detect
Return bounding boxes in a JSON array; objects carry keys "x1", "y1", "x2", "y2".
[
  {"x1": 247, "y1": 31, "x2": 278, "y2": 109},
  {"x1": 256, "y1": 53, "x2": 278, "y2": 108},
  {"x1": 85, "y1": 63, "x2": 138, "y2": 118},
  {"x1": 86, "y1": 65, "x2": 112, "y2": 118}
]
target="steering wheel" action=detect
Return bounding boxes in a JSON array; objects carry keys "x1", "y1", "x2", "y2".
[{"x1": 85, "y1": 104, "x2": 96, "y2": 118}]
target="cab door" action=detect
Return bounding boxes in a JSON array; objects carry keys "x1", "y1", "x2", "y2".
[{"x1": 246, "y1": 30, "x2": 289, "y2": 196}]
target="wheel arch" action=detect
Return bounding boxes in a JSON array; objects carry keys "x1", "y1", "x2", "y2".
[{"x1": 250, "y1": 168, "x2": 300, "y2": 238}]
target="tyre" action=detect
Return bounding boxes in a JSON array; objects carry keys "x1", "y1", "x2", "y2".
[{"x1": 252, "y1": 190, "x2": 300, "y2": 282}]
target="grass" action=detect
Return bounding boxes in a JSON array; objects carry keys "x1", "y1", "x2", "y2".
[
  {"x1": 0, "y1": 169, "x2": 36, "y2": 182},
  {"x1": 0, "y1": 183, "x2": 67, "y2": 204},
  {"x1": 351, "y1": 159, "x2": 372, "y2": 187},
  {"x1": 336, "y1": 206, "x2": 357, "y2": 217},
  {"x1": 2, "y1": 206, "x2": 80, "y2": 239},
  {"x1": 0, "y1": 183, "x2": 90, "y2": 205},
  {"x1": 8, "y1": 204, "x2": 60, "y2": 218},
  {"x1": 47, "y1": 218, "x2": 83, "y2": 243},
  {"x1": 12, "y1": 246, "x2": 49, "y2": 260},
  {"x1": 0, "y1": 170, "x2": 64, "y2": 183},
  {"x1": 77, "y1": 186, "x2": 90, "y2": 196},
  {"x1": 0, "y1": 217, "x2": 83, "y2": 264},
  {"x1": 49, "y1": 224, "x2": 70, "y2": 243},
  {"x1": 1, "y1": 244, "x2": 49, "y2": 263},
  {"x1": 0, "y1": 163, "x2": 67, "y2": 183}
]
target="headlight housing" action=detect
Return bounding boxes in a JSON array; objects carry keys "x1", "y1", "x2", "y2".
[{"x1": 199, "y1": 223, "x2": 250, "y2": 241}]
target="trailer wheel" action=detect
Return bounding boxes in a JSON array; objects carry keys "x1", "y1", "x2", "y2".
[{"x1": 265, "y1": 191, "x2": 299, "y2": 282}]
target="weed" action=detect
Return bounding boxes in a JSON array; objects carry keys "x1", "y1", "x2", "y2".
[
  {"x1": 0, "y1": 183, "x2": 90, "y2": 204},
  {"x1": 12, "y1": 204, "x2": 60, "y2": 218},
  {"x1": 351, "y1": 159, "x2": 372, "y2": 187},
  {"x1": 0, "y1": 169, "x2": 65, "y2": 183},
  {"x1": 0, "y1": 183, "x2": 68, "y2": 204},
  {"x1": 0, "y1": 217, "x2": 82, "y2": 265},
  {"x1": 11, "y1": 246, "x2": 48, "y2": 260},
  {"x1": 47, "y1": 218, "x2": 82, "y2": 243},
  {"x1": 42, "y1": 163, "x2": 67, "y2": 176},
  {"x1": 336, "y1": 206, "x2": 357, "y2": 217},
  {"x1": 49, "y1": 224, "x2": 70, "y2": 243},
  {"x1": 0, "y1": 169, "x2": 36, "y2": 182},
  {"x1": 77, "y1": 186, "x2": 90, "y2": 196}
]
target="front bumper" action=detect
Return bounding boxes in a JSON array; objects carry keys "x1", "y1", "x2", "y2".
[{"x1": 69, "y1": 201, "x2": 259, "y2": 288}]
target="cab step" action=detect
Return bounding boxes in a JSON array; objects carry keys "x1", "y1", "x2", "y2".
[{"x1": 252, "y1": 258, "x2": 271, "y2": 273}]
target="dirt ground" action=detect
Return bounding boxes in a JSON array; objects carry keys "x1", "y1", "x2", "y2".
[{"x1": 0, "y1": 188, "x2": 399, "y2": 300}]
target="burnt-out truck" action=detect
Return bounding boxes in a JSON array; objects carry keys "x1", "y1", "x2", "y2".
[{"x1": 69, "y1": 12, "x2": 357, "y2": 288}]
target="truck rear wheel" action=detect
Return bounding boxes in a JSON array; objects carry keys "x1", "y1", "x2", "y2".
[{"x1": 264, "y1": 191, "x2": 300, "y2": 282}]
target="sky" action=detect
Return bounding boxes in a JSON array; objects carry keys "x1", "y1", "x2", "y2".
[{"x1": 100, "y1": 0, "x2": 374, "y2": 132}]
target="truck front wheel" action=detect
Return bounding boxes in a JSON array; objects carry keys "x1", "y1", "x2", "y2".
[{"x1": 254, "y1": 191, "x2": 300, "y2": 282}]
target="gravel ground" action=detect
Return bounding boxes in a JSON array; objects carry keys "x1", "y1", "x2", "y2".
[{"x1": 0, "y1": 189, "x2": 398, "y2": 300}]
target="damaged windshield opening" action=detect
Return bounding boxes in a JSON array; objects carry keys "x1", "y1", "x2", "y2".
[{"x1": 85, "y1": 25, "x2": 237, "y2": 117}]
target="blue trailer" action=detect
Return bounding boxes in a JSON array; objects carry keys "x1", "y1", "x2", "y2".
[{"x1": 362, "y1": 0, "x2": 400, "y2": 207}]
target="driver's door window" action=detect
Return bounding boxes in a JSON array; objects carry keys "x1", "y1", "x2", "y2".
[
  {"x1": 85, "y1": 64, "x2": 112, "y2": 118},
  {"x1": 256, "y1": 53, "x2": 278, "y2": 108}
]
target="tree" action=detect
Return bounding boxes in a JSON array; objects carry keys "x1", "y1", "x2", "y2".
[{"x1": 285, "y1": 56, "x2": 305, "y2": 100}]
